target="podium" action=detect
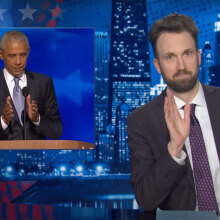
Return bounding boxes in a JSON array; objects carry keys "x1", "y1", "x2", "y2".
[{"x1": 0, "y1": 140, "x2": 94, "y2": 149}]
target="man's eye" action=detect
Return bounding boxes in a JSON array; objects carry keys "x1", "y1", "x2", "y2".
[
  {"x1": 185, "y1": 51, "x2": 192, "y2": 56},
  {"x1": 167, "y1": 55, "x2": 173, "y2": 59},
  {"x1": 8, "y1": 54, "x2": 15, "y2": 58}
]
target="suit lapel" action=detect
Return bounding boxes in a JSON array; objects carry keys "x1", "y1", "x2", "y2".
[
  {"x1": 0, "y1": 69, "x2": 10, "y2": 103},
  {"x1": 26, "y1": 70, "x2": 35, "y2": 98},
  {"x1": 183, "y1": 146, "x2": 196, "y2": 190},
  {"x1": 155, "y1": 89, "x2": 170, "y2": 140}
]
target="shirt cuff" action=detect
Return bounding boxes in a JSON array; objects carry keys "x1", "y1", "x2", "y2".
[
  {"x1": 172, "y1": 150, "x2": 187, "y2": 165},
  {"x1": 1, "y1": 116, "x2": 8, "y2": 130},
  {"x1": 32, "y1": 115, "x2": 40, "y2": 126}
]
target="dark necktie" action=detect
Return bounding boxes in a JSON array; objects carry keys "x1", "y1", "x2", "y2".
[
  {"x1": 13, "y1": 77, "x2": 24, "y2": 125},
  {"x1": 189, "y1": 104, "x2": 219, "y2": 213}
]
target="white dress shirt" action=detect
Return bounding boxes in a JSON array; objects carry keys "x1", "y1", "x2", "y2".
[
  {"x1": 3, "y1": 68, "x2": 27, "y2": 98},
  {"x1": 173, "y1": 83, "x2": 220, "y2": 213}
]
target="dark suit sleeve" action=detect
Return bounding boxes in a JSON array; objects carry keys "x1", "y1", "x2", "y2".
[
  {"x1": 33, "y1": 77, "x2": 62, "y2": 139},
  {"x1": 0, "y1": 98, "x2": 9, "y2": 139},
  {"x1": 127, "y1": 111, "x2": 186, "y2": 211},
  {"x1": 0, "y1": 121, "x2": 8, "y2": 139}
]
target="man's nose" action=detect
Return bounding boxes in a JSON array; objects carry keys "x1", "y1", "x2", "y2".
[
  {"x1": 176, "y1": 57, "x2": 185, "y2": 70},
  {"x1": 15, "y1": 55, "x2": 21, "y2": 65}
]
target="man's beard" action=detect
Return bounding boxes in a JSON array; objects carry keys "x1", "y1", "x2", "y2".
[{"x1": 161, "y1": 68, "x2": 199, "y2": 93}]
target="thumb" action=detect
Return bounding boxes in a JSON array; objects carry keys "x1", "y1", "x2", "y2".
[
  {"x1": 26, "y1": 94, "x2": 31, "y2": 104},
  {"x1": 6, "y1": 96, "x2": 11, "y2": 103}
]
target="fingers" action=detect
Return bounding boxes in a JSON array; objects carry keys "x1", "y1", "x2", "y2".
[
  {"x1": 184, "y1": 103, "x2": 190, "y2": 123},
  {"x1": 26, "y1": 94, "x2": 31, "y2": 105},
  {"x1": 6, "y1": 96, "x2": 11, "y2": 104},
  {"x1": 26, "y1": 96, "x2": 39, "y2": 122},
  {"x1": 164, "y1": 96, "x2": 171, "y2": 126},
  {"x1": 164, "y1": 90, "x2": 178, "y2": 129},
  {"x1": 167, "y1": 90, "x2": 180, "y2": 119},
  {"x1": 30, "y1": 100, "x2": 39, "y2": 122},
  {"x1": 31, "y1": 100, "x2": 39, "y2": 114},
  {"x1": 2, "y1": 96, "x2": 14, "y2": 124},
  {"x1": 164, "y1": 90, "x2": 191, "y2": 157}
]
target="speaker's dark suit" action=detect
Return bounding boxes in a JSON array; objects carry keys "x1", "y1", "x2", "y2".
[
  {"x1": 0, "y1": 69, "x2": 62, "y2": 140},
  {"x1": 127, "y1": 84, "x2": 220, "y2": 211}
]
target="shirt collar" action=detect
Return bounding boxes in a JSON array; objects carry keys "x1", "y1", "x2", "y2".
[
  {"x1": 3, "y1": 68, "x2": 25, "y2": 84},
  {"x1": 173, "y1": 83, "x2": 206, "y2": 110}
]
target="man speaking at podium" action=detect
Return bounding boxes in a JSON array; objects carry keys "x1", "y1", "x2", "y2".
[
  {"x1": 127, "y1": 13, "x2": 220, "y2": 215},
  {"x1": 0, "y1": 30, "x2": 62, "y2": 140}
]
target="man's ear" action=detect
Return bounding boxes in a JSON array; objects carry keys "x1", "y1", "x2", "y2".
[
  {"x1": 27, "y1": 47, "x2": 30, "y2": 57},
  {"x1": 153, "y1": 58, "x2": 161, "y2": 74},
  {"x1": 0, "y1": 49, "x2": 3, "y2": 61},
  {"x1": 197, "y1": 49, "x2": 201, "y2": 66}
]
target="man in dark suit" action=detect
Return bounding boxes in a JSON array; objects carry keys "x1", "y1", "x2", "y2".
[
  {"x1": 127, "y1": 13, "x2": 220, "y2": 214},
  {"x1": 0, "y1": 30, "x2": 62, "y2": 140}
]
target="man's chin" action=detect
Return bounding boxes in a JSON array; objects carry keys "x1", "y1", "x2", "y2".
[
  {"x1": 168, "y1": 81, "x2": 197, "y2": 93},
  {"x1": 162, "y1": 70, "x2": 199, "y2": 93},
  {"x1": 11, "y1": 69, "x2": 24, "y2": 76},
  {"x1": 167, "y1": 76, "x2": 198, "y2": 91}
]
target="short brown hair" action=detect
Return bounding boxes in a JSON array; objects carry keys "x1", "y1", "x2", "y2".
[{"x1": 148, "y1": 12, "x2": 199, "y2": 58}]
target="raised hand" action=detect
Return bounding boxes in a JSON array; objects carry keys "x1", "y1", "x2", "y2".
[
  {"x1": 26, "y1": 94, "x2": 39, "y2": 123},
  {"x1": 164, "y1": 90, "x2": 190, "y2": 158},
  {"x1": 2, "y1": 96, "x2": 14, "y2": 124}
]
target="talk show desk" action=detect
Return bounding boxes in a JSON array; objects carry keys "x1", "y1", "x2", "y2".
[{"x1": 0, "y1": 203, "x2": 218, "y2": 220}]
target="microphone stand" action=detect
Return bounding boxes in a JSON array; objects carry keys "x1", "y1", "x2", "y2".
[
  {"x1": 22, "y1": 87, "x2": 30, "y2": 140},
  {"x1": 24, "y1": 97, "x2": 27, "y2": 140}
]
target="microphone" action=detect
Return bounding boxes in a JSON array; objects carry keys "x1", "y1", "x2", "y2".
[
  {"x1": 22, "y1": 87, "x2": 30, "y2": 140},
  {"x1": 22, "y1": 87, "x2": 30, "y2": 98}
]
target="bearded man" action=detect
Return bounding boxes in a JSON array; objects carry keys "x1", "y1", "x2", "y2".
[{"x1": 127, "y1": 13, "x2": 220, "y2": 216}]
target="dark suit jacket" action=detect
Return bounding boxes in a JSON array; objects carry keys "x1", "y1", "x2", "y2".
[
  {"x1": 127, "y1": 84, "x2": 220, "y2": 211},
  {"x1": 0, "y1": 69, "x2": 62, "y2": 140}
]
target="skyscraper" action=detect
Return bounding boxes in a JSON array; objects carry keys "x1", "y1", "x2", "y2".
[
  {"x1": 207, "y1": 14, "x2": 220, "y2": 86},
  {"x1": 97, "y1": 131, "x2": 115, "y2": 165},
  {"x1": 150, "y1": 76, "x2": 167, "y2": 100},
  {"x1": 214, "y1": 14, "x2": 220, "y2": 65},
  {"x1": 200, "y1": 42, "x2": 214, "y2": 85},
  {"x1": 115, "y1": 104, "x2": 130, "y2": 170},
  {"x1": 109, "y1": 0, "x2": 151, "y2": 171},
  {"x1": 95, "y1": 32, "x2": 110, "y2": 163},
  {"x1": 95, "y1": 32, "x2": 110, "y2": 133}
]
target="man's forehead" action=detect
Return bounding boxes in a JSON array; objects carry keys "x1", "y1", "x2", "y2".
[
  {"x1": 3, "y1": 39, "x2": 28, "y2": 48},
  {"x1": 156, "y1": 31, "x2": 196, "y2": 54}
]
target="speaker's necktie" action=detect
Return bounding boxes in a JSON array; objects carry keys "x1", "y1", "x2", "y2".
[
  {"x1": 13, "y1": 77, "x2": 24, "y2": 125},
  {"x1": 189, "y1": 104, "x2": 219, "y2": 213}
]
